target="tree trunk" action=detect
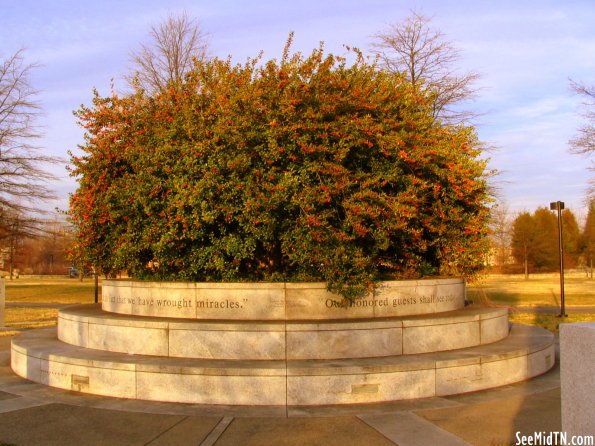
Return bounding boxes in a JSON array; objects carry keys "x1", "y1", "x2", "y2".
[{"x1": 524, "y1": 244, "x2": 528, "y2": 280}]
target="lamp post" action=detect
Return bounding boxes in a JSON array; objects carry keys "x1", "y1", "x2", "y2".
[
  {"x1": 550, "y1": 201, "x2": 567, "y2": 317},
  {"x1": 93, "y1": 267, "x2": 99, "y2": 304}
]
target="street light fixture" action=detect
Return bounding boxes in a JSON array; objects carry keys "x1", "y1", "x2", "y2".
[{"x1": 550, "y1": 201, "x2": 567, "y2": 317}]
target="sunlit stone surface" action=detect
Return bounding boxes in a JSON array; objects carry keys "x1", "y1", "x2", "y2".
[{"x1": 11, "y1": 278, "x2": 556, "y2": 407}]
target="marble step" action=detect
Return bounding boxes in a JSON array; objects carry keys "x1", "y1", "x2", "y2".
[
  {"x1": 58, "y1": 304, "x2": 509, "y2": 360},
  {"x1": 11, "y1": 323, "x2": 555, "y2": 406}
]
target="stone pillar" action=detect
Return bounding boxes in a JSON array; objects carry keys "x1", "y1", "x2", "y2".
[
  {"x1": 560, "y1": 322, "x2": 595, "y2": 437},
  {"x1": 0, "y1": 278, "x2": 4, "y2": 327}
]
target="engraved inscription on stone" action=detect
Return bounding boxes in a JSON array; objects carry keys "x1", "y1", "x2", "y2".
[
  {"x1": 71, "y1": 374, "x2": 90, "y2": 391},
  {"x1": 196, "y1": 298, "x2": 245, "y2": 309},
  {"x1": 324, "y1": 293, "x2": 458, "y2": 310},
  {"x1": 102, "y1": 278, "x2": 465, "y2": 320}
]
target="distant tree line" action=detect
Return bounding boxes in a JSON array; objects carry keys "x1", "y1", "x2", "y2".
[
  {"x1": 0, "y1": 218, "x2": 73, "y2": 276},
  {"x1": 488, "y1": 201, "x2": 595, "y2": 277}
]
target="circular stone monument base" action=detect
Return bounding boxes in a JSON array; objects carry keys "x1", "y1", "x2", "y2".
[
  {"x1": 58, "y1": 304, "x2": 509, "y2": 360},
  {"x1": 11, "y1": 323, "x2": 554, "y2": 406},
  {"x1": 10, "y1": 278, "x2": 556, "y2": 407}
]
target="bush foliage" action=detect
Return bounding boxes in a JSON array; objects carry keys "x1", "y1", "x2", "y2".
[{"x1": 69, "y1": 41, "x2": 492, "y2": 298}]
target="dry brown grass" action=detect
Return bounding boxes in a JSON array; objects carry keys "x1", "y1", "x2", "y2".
[
  {"x1": 468, "y1": 273, "x2": 595, "y2": 307},
  {"x1": 508, "y1": 312, "x2": 595, "y2": 333},
  {"x1": 1, "y1": 307, "x2": 58, "y2": 336},
  {"x1": 4, "y1": 277, "x2": 98, "y2": 303}
]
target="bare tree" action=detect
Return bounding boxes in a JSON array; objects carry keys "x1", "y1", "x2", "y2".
[
  {"x1": 488, "y1": 203, "x2": 512, "y2": 271},
  {"x1": 0, "y1": 208, "x2": 51, "y2": 278},
  {"x1": 371, "y1": 11, "x2": 479, "y2": 124},
  {"x1": 128, "y1": 12, "x2": 209, "y2": 94},
  {"x1": 0, "y1": 48, "x2": 57, "y2": 218},
  {"x1": 569, "y1": 80, "x2": 595, "y2": 194}
]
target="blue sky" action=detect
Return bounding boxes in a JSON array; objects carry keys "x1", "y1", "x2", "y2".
[{"x1": 2, "y1": 0, "x2": 594, "y2": 219}]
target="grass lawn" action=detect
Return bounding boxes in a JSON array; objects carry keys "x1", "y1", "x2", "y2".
[
  {"x1": 508, "y1": 312, "x2": 595, "y2": 334},
  {"x1": 3, "y1": 277, "x2": 99, "y2": 304},
  {"x1": 3, "y1": 307, "x2": 58, "y2": 330},
  {"x1": 1, "y1": 277, "x2": 100, "y2": 336},
  {"x1": 468, "y1": 273, "x2": 595, "y2": 332},
  {"x1": 467, "y1": 273, "x2": 595, "y2": 307}
]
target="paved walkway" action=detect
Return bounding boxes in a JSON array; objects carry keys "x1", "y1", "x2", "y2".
[{"x1": 0, "y1": 335, "x2": 562, "y2": 446}]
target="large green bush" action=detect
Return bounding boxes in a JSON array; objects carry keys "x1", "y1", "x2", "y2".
[{"x1": 69, "y1": 43, "x2": 492, "y2": 298}]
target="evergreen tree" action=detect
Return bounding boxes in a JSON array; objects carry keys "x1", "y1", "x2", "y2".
[
  {"x1": 561, "y1": 209, "x2": 580, "y2": 268},
  {"x1": 532, "y1": 207, "x2": 559, "y2": 270},
  {"x1": 69, "y1": 39, "x2": 492, "y2": 298},
  {"x1": 511, "y1": 212, "x2": 535, "y2": 278},
  {"x1": 511, "y1": 207, "x2": 581, "y2": 276}
]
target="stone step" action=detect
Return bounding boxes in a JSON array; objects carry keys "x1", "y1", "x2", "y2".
[
  {"x1": 58, "y1": 304, "x2": 509, "y2": 360},
  {"x1": 11, "y1": 323, "x2": 555, "y2": 406}
]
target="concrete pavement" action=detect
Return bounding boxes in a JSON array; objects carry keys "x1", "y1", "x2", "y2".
[{"x1": 0, "y1": 335, "x2": 562, "y2": 446}]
